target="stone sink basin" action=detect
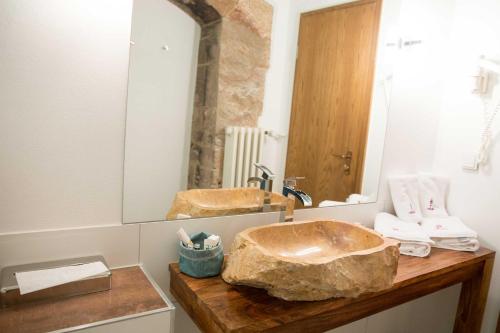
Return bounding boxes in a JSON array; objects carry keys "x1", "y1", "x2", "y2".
[
  {"x1": 222, "y1": 219, "x2": 400, "y2": 301},
  {"x1": 166, "y1": 188, "x2": 293, "y2": 220}
]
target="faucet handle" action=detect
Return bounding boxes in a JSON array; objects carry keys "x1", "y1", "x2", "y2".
[
  {"x1": 254, "y1": 163, "x2": 275, "y2": 180},
  {"x1": 283, "y1": 176, "x2": 305, "y2": 188},
  {"x1": 247, "y1": 176, "x2": 264, "y2": 185}
]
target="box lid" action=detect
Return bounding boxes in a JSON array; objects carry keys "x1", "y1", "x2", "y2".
[{"x1": 1, "y1": 255, "x2": 110, "y2": 293}]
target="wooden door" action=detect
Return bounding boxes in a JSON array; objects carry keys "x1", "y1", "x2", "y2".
[{"x1": 285, "y1": 0, "x2": 382, "y2": 207}]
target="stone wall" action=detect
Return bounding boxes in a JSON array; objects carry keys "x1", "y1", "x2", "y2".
[{"x1": 168, "y1": 0, "x2": 273, "y2": 189}]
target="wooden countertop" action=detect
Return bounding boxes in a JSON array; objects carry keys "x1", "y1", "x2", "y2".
[
  {"x1": 0, "y1": 266, "x2": 172, "y2": 333},
  {"x1": 170, "y1": 248, "x2": 495, "y2": 333}
]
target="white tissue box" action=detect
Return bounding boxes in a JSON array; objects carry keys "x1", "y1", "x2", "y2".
[{"x1": 0, "y1": 256, "x2": 111, "y2": 308}]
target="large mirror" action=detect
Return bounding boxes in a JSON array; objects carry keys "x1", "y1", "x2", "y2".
[{"x1": 123, "y1": 0, "x2": 400, "y2": 223}]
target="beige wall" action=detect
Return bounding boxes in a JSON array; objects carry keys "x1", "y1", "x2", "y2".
[{"x1": 0, "y1": 0, "x2": 133, "y2": 233}]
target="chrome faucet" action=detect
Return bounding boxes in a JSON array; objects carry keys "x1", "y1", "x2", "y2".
[
  {"x1": 247, "y1": 163, "x2": 274, "y2": 192},
  {"x1": 247, "y1": 163, "x2": 275, "y2": 212},
  {"x1": 282, "y1": 177, "x2": 312, "y2": 207}
]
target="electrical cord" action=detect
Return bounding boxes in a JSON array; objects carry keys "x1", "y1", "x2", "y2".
[{"x1": 477, "y1": 98, "x2": 500, "y2": 165}]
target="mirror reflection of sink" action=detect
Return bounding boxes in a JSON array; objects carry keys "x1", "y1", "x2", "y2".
[
  {"x1": 166, "y1": 188, "x2": 293, "y2": 220},
  {"x1": 222, "y1": 219, "x2": 399, "y2": 301}
]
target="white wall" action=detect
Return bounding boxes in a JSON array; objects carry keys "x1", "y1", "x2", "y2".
[
  {"x1": 433, "y1": 1, "x2": 500, "y2": 332},
  {"x1": 0, "y1": 0, "x2": 200, "y2": 229},
  {"x1": 363, "y1": 0, "x2": 455, "y2": 201},
  {"x1": 361, "y1": 0, "x2": 402, "y2": 198},
  {"x1": 123, "y1": 0, "x2": 200, "y2": 223},
  {"x1": 374, "y1": 0, "x2": 455, "y2": 200},
  {"x1": 258, "y1": 0, "x2": 292, "y2": 189},
  {"x1": 0, "y1": 0, "x2": 133, "y2": 233},
  {"x1": 0, "y1": 224, "x2": 140, "y2": 269}
]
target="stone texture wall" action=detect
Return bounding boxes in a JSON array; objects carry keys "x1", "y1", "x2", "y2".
[
  {"x1": 190, "y1": 21, "x2": 222, "y2": 189},
  {"x1": 168, "y1": 0, "x2": 273, "y2": 189}
]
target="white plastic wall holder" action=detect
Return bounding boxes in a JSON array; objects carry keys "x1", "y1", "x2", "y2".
[
  {"x1": 472, "y1": 69, "x2": 489, "y2": 95},
  {"x1": 462, "y1": 152, "x2": 479, "y2": 171},
  {"x1": 474, "y1": 56, "x2": 500, "y2": 95}
]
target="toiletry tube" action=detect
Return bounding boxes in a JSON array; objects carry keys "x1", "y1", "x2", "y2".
[
  {"x1": 204, "y1": 235, "x2": 220, "y2": 248},
  {"x1": 207, "y1": 235, "x2": 220, "y2": 242},
  {"x1": 177, "y1": 228, "x2": 193, "y2": 247}
]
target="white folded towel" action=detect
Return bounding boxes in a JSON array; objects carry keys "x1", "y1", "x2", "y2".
[
  {"x1": 346, "y1": 193, "x2": 371, "y2": 204},
  {"x1": 432, "y1": 238, "x2": 480, "y2": 252},
  {"x1": 421, "y1": 217, "x2": 479, "y2": 252},
  {"x1": 318, "y1": 200, "x2": 349, "y2": 207},
  {"x1": 374, "y1": 213, "x2": 433, "y2": 257},
  {"x1": 421, "y1": 217, "x2": 477, "y2": 238},
  {"x1": 418, "y1": 174, "x2": 449, "y2": 218},
  {"x1": 318, "y1": 193, "x2": 372, "y2": 207},
  {"x1": 388, "y1": 176, "x2": 423, "y2": 223},
  {"x1": 399, "y1": 242, "x2": 433, "y2": 258}
]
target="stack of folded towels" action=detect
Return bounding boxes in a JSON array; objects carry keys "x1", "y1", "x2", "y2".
[
  {"x1": 375, "y1": 212, "x2": 434, "y2": 257},
  {"x1": 374, "y1": 173, "x2": 479, "y2": 257}
]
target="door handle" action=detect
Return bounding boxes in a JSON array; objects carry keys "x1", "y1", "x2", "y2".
[{"x1": 332, "y1": 151, "x2": 352, "y2": 175}]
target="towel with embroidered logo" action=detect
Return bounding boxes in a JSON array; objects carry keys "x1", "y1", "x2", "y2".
[
  {"x1": 374, "y1": 213, "x2": 433, "y2": 257},
  {"x1": 421, "y1": 217, "x2": 479, "y2": 252}
]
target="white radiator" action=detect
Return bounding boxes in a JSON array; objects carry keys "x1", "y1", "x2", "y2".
[{"x1": 222, "y1": 127, "x2": 266, "y2": 188}]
